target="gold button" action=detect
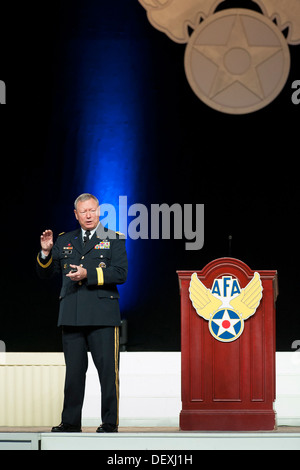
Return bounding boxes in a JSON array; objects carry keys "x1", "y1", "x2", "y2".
[
  {"x1": 81, "y1": 256, "x2": 85, "y2": 260},
  {"x1": 78, "y1": 281, "x2": 82, "y2": 286}
]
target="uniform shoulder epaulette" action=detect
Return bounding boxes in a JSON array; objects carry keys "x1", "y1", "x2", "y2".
[
  {"x1": 116, "y1": 231, "x2": 125, "y2": 239},
  {"x1": 59, "y1": 232, "x2": 65, "y2": 236}
]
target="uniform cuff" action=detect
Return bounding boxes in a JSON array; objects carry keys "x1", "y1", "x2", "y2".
[
  {"x1": 37, "y1": 252, "x2": 53, "y2": 268},
  {"x1": 96, "y1": 267, "x2": 104, "y2": 285}
]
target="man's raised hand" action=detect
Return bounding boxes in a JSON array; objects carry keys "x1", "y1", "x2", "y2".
[{"x1": 40, "y1": 229, "x2": 54, "y2": 256}]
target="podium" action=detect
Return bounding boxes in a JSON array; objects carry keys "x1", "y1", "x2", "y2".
[{"x1": 177, "y1": 258, "x2": 278, "y2": 431}]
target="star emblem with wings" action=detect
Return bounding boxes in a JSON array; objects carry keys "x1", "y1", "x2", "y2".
[
  {"x1": 138, "y1": 0, "x2": 300, "y2": 114},
  {"x1": 189, "y1": 272, "x2": 263, "y2": 342}
]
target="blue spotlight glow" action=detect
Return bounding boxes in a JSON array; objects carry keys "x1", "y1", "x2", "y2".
[{"x1": 69, "y1": 38, "x2": 141, "y2": 312}]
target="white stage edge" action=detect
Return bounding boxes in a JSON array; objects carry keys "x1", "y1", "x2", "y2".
[
  {"x1": 0, "y1": 430, "x2": 299, "y2": 451},
  {"x1": 40, "y1": 431, "x2": 300, "y2": 451}
]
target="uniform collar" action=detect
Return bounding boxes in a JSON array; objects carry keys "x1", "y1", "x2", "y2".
[{"x1": 81, "y1": 222, "x2": 100, "y2": 241}]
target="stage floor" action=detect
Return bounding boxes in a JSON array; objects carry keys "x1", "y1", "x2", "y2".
[
  {"x1": 0, "y1": 426, "x2": 299, "y2": 451},
  {"x1": 1, "y1": 426, "x2": 300, "y2": 433}
]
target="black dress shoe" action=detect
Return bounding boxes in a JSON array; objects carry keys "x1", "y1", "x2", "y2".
[
  {"x1": 51, "y1": 423, "x2": 82, "y2": 433},
  {"x1": 96, "y1": 423, "x2": 118, "y2": 433}
]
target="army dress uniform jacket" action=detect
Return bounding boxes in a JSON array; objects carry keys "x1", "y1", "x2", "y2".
[{"x1": 36, "y1": 224, "x2": 128, "y2": 327}]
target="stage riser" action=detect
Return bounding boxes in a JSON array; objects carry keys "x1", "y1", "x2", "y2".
[
  {"x1": 0, "y1": 433, "x2": 40, "y2": 450},
  {"x1": 1, "y1": 432, "x2": 298, "y2": 451},
  {"x1": 41, "y1": 434, "x2": 300, "y2": 451}
]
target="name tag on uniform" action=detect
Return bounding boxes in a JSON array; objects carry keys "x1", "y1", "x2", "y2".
[{"x1": 94, "y1": 241, "x2": 110, "y2": 249}]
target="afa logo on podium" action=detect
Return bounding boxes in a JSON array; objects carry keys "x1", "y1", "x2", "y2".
[{"x1": 189, "y1": 272, "x2": 263, "y2": 342}]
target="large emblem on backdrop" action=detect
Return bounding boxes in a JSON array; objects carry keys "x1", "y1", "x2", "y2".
[
  {"x1": 138, "y1": 0, "x2": 300, "y2": 114},
  {"x1": 189, "y1": 272, "x2": 263, "y2": 342}
]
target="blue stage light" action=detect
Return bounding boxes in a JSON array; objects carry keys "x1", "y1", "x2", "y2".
[{"x1": 68, "y1": 38, "x2": 141, "y2": 312}]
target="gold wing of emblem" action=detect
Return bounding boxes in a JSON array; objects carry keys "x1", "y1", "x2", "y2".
[
  {"x1": 138, "y1": 0, "x2": 226, "y2": 43},
  {"x1": 189, "y1": 273, "x2": 223, "y2": 320},
  {"x1": 230, "y1": 272, "x2": 263, "y2": 320},
  {"x1": 138, "y1": 0, "x2": 169, "y2": 7},
  {"x1": 253, "y1": 0, "x2": 300, "y2": 44}
]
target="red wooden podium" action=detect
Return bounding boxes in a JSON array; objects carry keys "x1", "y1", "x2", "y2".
[{"x1": 177, "y1": 258, "x2": 278, "y2": 431}]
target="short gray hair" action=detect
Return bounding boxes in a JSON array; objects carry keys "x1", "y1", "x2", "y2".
[{"x1": 74, "y1": 193, "x2": 99, "y2": 209}]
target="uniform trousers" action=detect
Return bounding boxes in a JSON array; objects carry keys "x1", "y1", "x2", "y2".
[{"x1": 61, "y1": 325, "x2": 120, "y2": 427}]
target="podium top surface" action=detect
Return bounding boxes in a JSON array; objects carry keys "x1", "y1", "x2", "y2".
[{"x1": 177, "y1": 257, "x2": 277, "y2": 278}]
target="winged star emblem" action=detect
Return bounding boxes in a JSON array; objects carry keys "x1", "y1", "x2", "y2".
[
  {"x1": 189, "y1": 272, "x2": 263, "y2": 342},
  {"x1": 138, "y1": 0, "x2": 300, "y2": 45},
  {"x1": 138, "y1": 0, "x2": 300, "y2": 114}
]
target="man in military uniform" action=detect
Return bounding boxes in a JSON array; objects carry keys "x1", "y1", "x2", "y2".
[{"x1": 37, "y1": 193, "x2": 128, "y2": 433}]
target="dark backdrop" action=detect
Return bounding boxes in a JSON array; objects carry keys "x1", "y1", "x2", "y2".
[{"x1": 0, "y1": 0, "x2": 299, "y2": 352}]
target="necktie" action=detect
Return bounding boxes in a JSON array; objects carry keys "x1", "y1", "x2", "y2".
[{"x1": 83, "y1": 230, "x2": 91, "y2": 245}]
